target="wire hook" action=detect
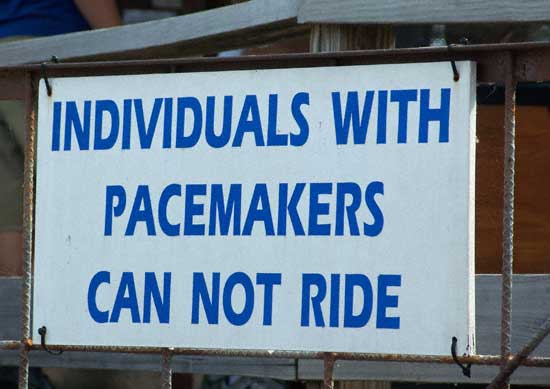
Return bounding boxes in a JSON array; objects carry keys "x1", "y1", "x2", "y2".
[
  {"x1": 41, "y1": 55, "x2": 58, "y2": 97},
  {"x1": 447, "y1": 44, "x2": 460, "y2": 82},
  {"x1": 451, "y1": 336, "x2": 471, "y2": 377},
  {"x1": 447, "y1": 37, "x2": 469, "y2": 82},
  {"x1": 38, "y1": 326, "x2": 63, "y2": 355}
]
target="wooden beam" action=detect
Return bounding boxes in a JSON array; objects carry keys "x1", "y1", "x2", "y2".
[
  {"x1": 0, "y1": 0, "x2": 305, "y2": 66},
  {"x1": 2, "y1": 275, "x2": 550, "y2": 383},
  {"x1": 299, "y1": 360, "x2": 550, "y2": 385},
  {"x1": 309, "y1": 25, "x2": 394, "y2": 52},
  {"x1": 299, "y1": 0, "x2": 550, "y2": 25}
]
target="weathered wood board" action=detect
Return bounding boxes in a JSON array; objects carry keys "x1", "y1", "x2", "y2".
[
  {"x1": 0, "y1": 0, "x2": 305, "y2": 66},
  {"x1": 476, "y1": 105, "x2": 550, "y2": 273},
  {"x1": 299, "y1": 0, "x2": 550, "y2": 24},
  {"x1": 3, "y1": 0, "x2": 550, "y2": 67}
]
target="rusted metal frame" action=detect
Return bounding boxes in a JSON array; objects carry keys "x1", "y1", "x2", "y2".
[
  {"x1": 0, "y1": 341, "x2": 21, "y2": 350},
  {"x1": 3, "y1": 41, "x2": 550, "y2": 382},
  {"x1": 161, "y1": 348, "x2": 173, "y2": 389},
  {"x1": 498, "y1": 51, "x2": 517, "y2": 388},
  {"x1": 5, "y1": 342, "x2": 550, "y2": 368},
  {"x1": 323, "y1": 353, "x2": 335, "y2": 389},
  {"x1": 5, "y1": 336, "x2": 550, "y2": 370},
  {"x1": 489, "y1": 317, "x2": 550, "y2": 388},
  {"x1": 18, "y1": 73, "x2": 36, "y2": 389},
  {"x1": 1, "y1": 42, "x2": 550, "y2": 83},
  {"x1": 3, "y1": 336, "x2": 550, "y2": 368}
]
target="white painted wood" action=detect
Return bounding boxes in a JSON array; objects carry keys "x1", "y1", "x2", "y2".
[
  {"x1": 299, "y1": 0, "x2": 550, "y2": 25},
  {"x1": 2, "y1": 0, "x2": 548, "y2": 67},
  {"x1": 309, "y1": 25, "x2": 394, "y2": 53},
  {"x1": 2, "y1": 275, "x2": 550, "y2": 383},
  {"x1": 0, "y1": 0, "x2": 303, "y2": 66}
]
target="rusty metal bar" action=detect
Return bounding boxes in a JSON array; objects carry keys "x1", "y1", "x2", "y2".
[
  {"x1": 5, "y1": 336, "x2": 550, "y2": 368},
  {"x1": 161, "y1": 348, "x2": 173, "y2": 389},
  {"x1": 18, "y1": 73, "x2": 36, "y2": 389},
  {"x1": 489, "y1": 317, "x2": 550, "y2": 388},
  {"x1": 323, "y1": 353, "x2": 335, "y2": 389},
  {"x1": 4, "y1": 40, "x2": 550, "y2": 70},
  {"x1": 500, "y1": 52, "x2": 517, "y2": 388},
  {"x1": 0, "y1": 341, "x2": 21, "y2": 350},
  {"x1": 9, "y1": 342, "x2": 550, "y2": 367},
  {"x1": 0, "y1": 42, "x2": 549, "y2": 83}
]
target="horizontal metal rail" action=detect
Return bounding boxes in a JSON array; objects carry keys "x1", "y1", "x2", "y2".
[
  {"x1": 1, "y1": 42, "x2": 550, "y2": 93},
  {"x1": 0, "y1": 341, "x2": 20, "y2": 350},
  {"x1": 1, "y1": 340, "x2": 550, "y2": 368}
]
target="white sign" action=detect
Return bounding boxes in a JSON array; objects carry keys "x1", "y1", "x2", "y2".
[{"x1": 33, "y1": 62, "x2": 476, "y2": 356}]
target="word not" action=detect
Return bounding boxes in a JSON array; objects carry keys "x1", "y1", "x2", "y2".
[{"x1": 192, "y1": 272, "x2": 282, "y2": 326}]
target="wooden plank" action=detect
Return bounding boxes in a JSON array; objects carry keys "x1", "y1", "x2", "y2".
[
  {"x1": 299, "y1": 360, "x2": 550, "y2": 385},
  {"x1": 476, "y1": 105, "x2": 550, "y2": 273},
  {"x1": 2, "y1": 275, "x2": 550, "y2": 382},
  {"x1": 309, "y1": 25, "x2": 394, "y2": 53},
  {"x1": 0, "y1": 277, "x2": 20, "y2": 340},
  {"x1": 299, "y1": 0, "x2": 550, "y2": 25},
  {"x1": 0, "y1": 351, "x2": 296, "y2": 380},
  {"x1": 0, "y1": 0, "x2": 304, "y2": 66}
]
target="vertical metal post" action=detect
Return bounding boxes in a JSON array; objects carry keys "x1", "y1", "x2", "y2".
[
  {"x1": 19, "y1": 73, "x2": 36, "y2": 389},
  {"x1": 161, "y1": 348, "x2": 173, "y2": 389},
  {"x1": 500, "y1": 52, "x2": 517, "y2": 388},
  {"x1": 323, "y1": 353, "x2": 335, "y2": 389}
]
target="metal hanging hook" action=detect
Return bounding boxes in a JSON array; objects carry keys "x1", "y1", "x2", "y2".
[
  {"x1": 447, "y1": 44, "x2": 460, "y2": 82},
  {"x1": 38, "y1": 326, "x2": 63, "y2": 355},
  {"x1": 41, "y1": 55, "x2": 59, "y2": 97},
  {"x1": 451, "y1": 336, "x2": 471, "y2": 377},
  {"x1": 447, "y1": 37, "x2": 469, "y2": 82}
]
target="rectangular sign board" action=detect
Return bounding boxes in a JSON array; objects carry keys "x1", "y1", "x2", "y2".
[{"x1": 33, "y1": 61, "x2": 476, "y2": 356}]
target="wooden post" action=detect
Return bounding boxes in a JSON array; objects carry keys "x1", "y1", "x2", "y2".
[
  {"x1": 309, "y1": 22, "x2": 394, "y2": 389},
  {"x1": 310, "y1": 24, "x2": 394, "y2": 52}
]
